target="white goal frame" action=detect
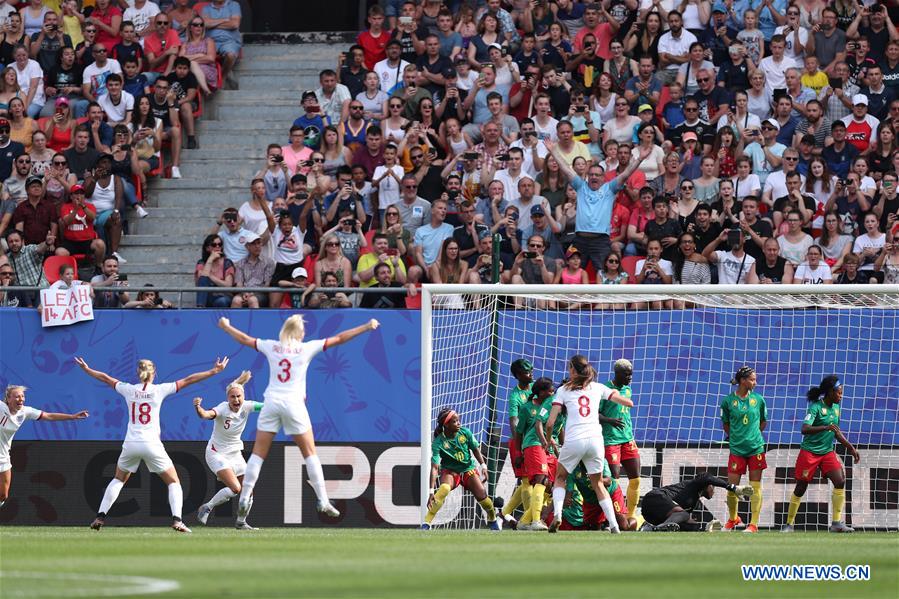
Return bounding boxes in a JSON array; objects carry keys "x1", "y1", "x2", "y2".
[{"x1": 420, "y1": 283, "x2": 899, "y2": 524}]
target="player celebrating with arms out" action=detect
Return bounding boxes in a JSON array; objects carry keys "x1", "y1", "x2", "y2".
[
  {"x1": 545, "y1": 355, "x2": 633, "y2": 534},
  {"x1": 720, "y1": 366, "x2": 767, "y2": 533},
  {"x1": 422, "y1": 408, "x2": 499, "y2": 530},
  {"x1": 500, "y1": 358, "x2": 534, "y2": 530},
  {"x1": 1, "y1": 385, "x2": 89, "y2": 509},
  {"x1": 598, "y1": 359, "x2": 641, "y2": 522},
  {"x1": 194, "y1": 371, "x2": 263, "y2": 529},
  {"x1": 218, "y1": 315, "x2": 379, "y2": 527},
  {"x1": 76, "y1": 356, "x2": 230, "y2": 533},
  {"x1": 783, "y1": 375, "x2": 860, "y2": 533}
]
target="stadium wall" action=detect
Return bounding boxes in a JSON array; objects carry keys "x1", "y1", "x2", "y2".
[{"x1": 1, "y1": 309, "x2": 896, "y2": 527}]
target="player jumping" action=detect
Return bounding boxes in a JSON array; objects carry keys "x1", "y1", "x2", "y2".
[
  {"x1": 218, "y1": 315, "x2": 379, "y2": 527},
  {"x1": 422, "y1": 408, "x2": 499, "y2": 530},
  {"x1": 500, "y1": 358, "x2": 534, "y2": 530},
  {"x1": 194, "y1": 371, "x2": 262, "y2": 529},
  {"x1": 598, "y1": 359, "x2": 641, "y2": 521},
  {"x1": 783, "y1": 375, "x2": 860, "y2": 533},
  {"x1": 720, "y1": 365, "x2": 767, "y2": 533},
  {"x1": 77, "y1": 356, "x2": 229, "y2": 533},
  {"x1": 545, "y1": 354, "x2": 633, "y2": 534},
  {"x1": 640, "y1": 473, "x2": 753, "y2": 532},
  {"x1": 1, "y1": 385, "x2": 88, "y2": 510}
]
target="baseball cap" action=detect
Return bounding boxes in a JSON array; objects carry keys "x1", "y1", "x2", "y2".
[
  {"x1": 26, "y1": 175, "x2": 43, "y2": 187},
  {"x1": 276, "y1": 209, "x2": 291, "y2": 219},
  {"x1": 70, "y1": 184, "x2": 85, "y2": 194},
  {"x1": 682, "y1": 131, "x2": 698, "y2": 142},
  {"x1": 638, "y1": 103, "x2": 653, "y2": 113},
  {"x1": 763, "y1": 118, "x2": 780, "y2": 130},
  {"x1": 0, "y1": 117, "x2": 9, "y2": 128},
  {"x1": 291, "y1": 267, "x2": 308, "y2": 279},
  {"x1": 478, "y1": 229, "x2": 491, "y2": 241},
  {"x1": 852, "y1": 94, "x2": 868, "y2": 106},
  {"x1": 530, "y1": 204, "x2": 546, "y2": 216},
  {"x1": 565, "y1": 246, "x2": 580, "y2": 259},
  {"x1": 441, "y1": 67, "x2": 456, "y2": 80},
  {"x1": 488, "y1": 42, "x2": 502, "y2": 52},
  {"x1": 242, "y1": 232, "x2": 261, "y2": 244},
  {"x1": 711, "y1": 1, "x2": 727, "y2": 12},
  {"x1": 301, "y1": 90, "x2": 317, "y2": 102},
  {"x1": 55, "y1": 96, "x2": 70, "y2": 107}
]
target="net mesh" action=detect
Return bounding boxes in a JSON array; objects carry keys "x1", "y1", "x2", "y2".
[{"x1": 424, "y1": 288, "x2": 899, "y2": 530}]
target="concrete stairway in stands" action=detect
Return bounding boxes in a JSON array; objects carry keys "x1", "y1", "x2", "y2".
[{"x1": 122, "y1": 42, "x2": 340, "y2": 300}]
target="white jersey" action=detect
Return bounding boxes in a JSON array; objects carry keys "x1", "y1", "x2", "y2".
[
  {"x1": 0, "y1": 404, "x2": 42, "y2": 461},
  {"x1": 115, "y1": 381, "x2": 179, "y2": 443},
  {"x1": 207, "y1": 400, "x2": 261, "y2": 453},
  {"x1": 553, "y1": 381, "x2": 615, "y2": 442},
  {"x1": 256, "y1": 338, "x2": 327, "y2": 402}
]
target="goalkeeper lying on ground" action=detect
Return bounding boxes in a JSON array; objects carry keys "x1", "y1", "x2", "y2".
[{"x1": 640, "y1": 473, "x2": 753, "y2": 532}]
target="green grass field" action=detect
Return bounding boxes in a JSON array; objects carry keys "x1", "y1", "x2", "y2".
[{"x1": 1, "y1": 528, "x2": 897, "y2": 598}]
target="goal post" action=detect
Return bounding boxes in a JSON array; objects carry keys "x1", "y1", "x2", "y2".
[{"x1": 420, "y1": 284, "x2": 899, "y2": 530}]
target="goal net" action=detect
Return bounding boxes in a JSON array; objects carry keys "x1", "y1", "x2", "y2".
[{"x1": 420, "y1": 284, "x2": 899, "y2": 531}]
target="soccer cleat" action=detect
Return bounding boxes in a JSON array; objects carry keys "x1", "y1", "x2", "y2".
[
  {"x1": 171, "y1": 166, "x2": 182, "y2": 179},
  {"x1": 639, "y1": 522, "x2": 655, "y2": 532},
  {"x1": 237, "y1": 497, "x2": 250, "y2": 521},
  {"x1": 609, "y1": 527, "x2": 622, "y2": 534},
  {"x1": 90, "y1": 516, "x2": 105, "y2": 530},
  {"x1": 172, "y1": 519, "x2": 192, "y2": 533},
  {"x1": 706, "y1": 519, "x2": 724, "y2": 532},
  {"x1": 781, "y1": 524, "x2": 794, "y2": 533},
  {"x1": 829, "y1": 521, "x2": 854, "y2": 533},
  {"x1": 420, "y1": 523, "x2": 431, "y2": 530},
  {"x1": 653, "y1": 522, "x2": 680, "y2": 532},
  {"x1": 723, "y1": 516, "x2": 744, "y2": 531},
  {"x1": 488, "y1": 519, "x2": 501, "y2": 531},
  {"x1": 317, "y1": 501, "x2": 340, "y2": 517},
  {"x1": 235, "y1": 521, "x2": 258, "y2": 531},
  {"x1": 503, "y1": 515, "x2": 518, "y2": 530},
  {"x1": 547, "y1": 519, "x2": 560, "y2": 533},
  {"x1": 743, "y1": 524, "x2": 758, "y2": 533},
  {"x1": 196, "y1": 503, "x2": 211, "y2": 525},
  {"x1": 135, "y1": 205, "x2": 149, "y2": 218},
  {"x1": 530, "y1": 520, "x2": 548, "y2": 532}
]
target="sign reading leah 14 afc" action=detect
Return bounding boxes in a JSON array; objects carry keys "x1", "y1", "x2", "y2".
[{"x1": 40, "y1": 282, "x2": 94, "y2": 327}]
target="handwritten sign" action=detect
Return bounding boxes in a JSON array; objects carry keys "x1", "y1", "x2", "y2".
[{"x1": 40, "y1": 284, "x2": 94, "y2": 328}]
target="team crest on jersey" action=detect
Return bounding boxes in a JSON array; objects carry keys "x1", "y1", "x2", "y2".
[
  {"x1": 458, "y1": 435, "x2": 466, "y2": 444},
  {"x1": 834, "y1": 407, "x2": 839, "y2": 417},
  {"x1": 531, "y1": 409, "x2": 537, "y2": 416},
  {"x1": 731, "y1": 461, "x2": 738, "y2": 470},
  {"x1": 732, "y1": 400, "x2": 738, "y2": 407},
  {"x1": 540, "y1": 463, "x2": 547, "y2": 472},
  {"x1": 443, "y1": 442, "x2": 450, "y2": 449},
  {"x1": 803, "y1": 469, "x2": 810, "y2": 478},
  {"x1": 822, "y1": 408, "x2": 827, "y2": 415},
  {"x1": 749, "y1": 399, "x2": 757, "y2": 407}
]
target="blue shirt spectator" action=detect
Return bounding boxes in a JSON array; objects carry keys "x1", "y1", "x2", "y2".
[
  {"x1": 573, "y1": 175, "x2": 619, "y2": 235},
  {"x1": 202, "y1": 0, "x2": 242, "y2": 55}
]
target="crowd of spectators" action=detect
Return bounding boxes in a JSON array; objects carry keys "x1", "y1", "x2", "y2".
[{"x1": 5, "y1": 0, "x2": 899, "y2": 311}]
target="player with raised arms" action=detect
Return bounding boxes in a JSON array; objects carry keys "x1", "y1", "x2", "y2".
[
  {"x1": 783, "y1": 375, "x2": 860, "y2": 533},
  {"x1": 720, "y1": 365, "x2": 767, "y2": 533},
  {"x1": 640, "y1": 473, "x2": 753, "y2": 532},
  {"x1": 545, "y1": 354, "x2": 633, "y2": 534},
  {"x1": 598, "y1": 359, "x2": 641, "y2": 522},
  {"x1": 76, "y1": 356, "x2": 230, "y2": 533},
  {"x1": 1, "y1": 385, "x2": 89, "y2": 510},
  {"x1": 193, "y1": 370, "x2": 262, "y2": 529},
  {"x1": 218, "y1": 315, "x2": 380, "y2": 526},
  {"x1": 499, "y1": 358, "x2": 534, "y2": 530},
  {"x1": 422, "y1": 407, "x2": 499, "y2": 530},
  {"x1": 514, "y1": 377, "x2": 556, "y2": 531}
]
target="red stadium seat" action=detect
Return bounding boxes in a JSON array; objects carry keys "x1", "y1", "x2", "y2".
[
  {"x1": 43, "y1": 255, "x2": 78, "y2": 284},
  {"x1": 621, "y1": 256, "x2": 643, "y2": 283}
]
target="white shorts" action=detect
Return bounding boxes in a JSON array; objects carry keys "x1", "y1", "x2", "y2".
[
  {"x1": 205, "y1": 445, "x2": 247, "y2": 478},
  {"x1": 558, "y1": 436, "x2": 605, "y2": 475},
  {"x1": 257, "y1": 399, "x2": 311, "y2": 436},
  {"x1": 117, "y1": 441, "x2": 174, "y2": 474},
  {"x1": 0, "y1": 460, "x2": 11, "y2": 473}
]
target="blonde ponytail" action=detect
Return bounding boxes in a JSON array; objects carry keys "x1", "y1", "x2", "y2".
[
  {"x1": 279, "y1": 314, "x2": 306, "y2": 347},
  {"x1": 137, "y1": 359, "x2": 156, "y2": 383}
]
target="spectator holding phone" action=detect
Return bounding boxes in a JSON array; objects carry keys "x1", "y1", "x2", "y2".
[
  {"x1": 703, "y1": 224, "x2": 760, "y2": 284},
  {"x1": 357, "y1": 232, "x2": 407, "y2": 287},
  {"x1": 91, "y1": 255, "x2": 130, "y2": 308}
]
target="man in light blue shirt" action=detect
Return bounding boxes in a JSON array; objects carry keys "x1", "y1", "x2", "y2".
[
  {"x1": 202, "y1": 0, "x2": 242, "y2": 86},
  {"x1": 411, "y1": 197, "x2": 453, "y2": 284},
  {"x1": 545, "y1": 139, "x2": 651, "y2": 270}
]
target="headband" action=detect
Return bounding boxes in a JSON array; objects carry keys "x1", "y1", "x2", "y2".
[{"x1": 443, "y1": 410, "x2": 457, "y2": 425}]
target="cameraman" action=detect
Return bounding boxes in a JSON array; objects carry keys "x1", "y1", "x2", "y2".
[{"x1": 703, "y1": 224, "x2": 760, "y2": 284}]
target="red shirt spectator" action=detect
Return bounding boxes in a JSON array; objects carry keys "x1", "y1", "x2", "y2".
[
  {"x1": 357, "y1": 28, "x2": 391, "y2": 70},
  {"x1": 89, "y1": 1, "x2": 124, "y2": 49},
  {"x1": 144, "y1": 28, "x2": 181, "y2": 74},
  {"x1": 610, "y1": 202, "x2": 630, "y2": 242},
  {"x1": 59, "y1": 200, "x2": 98, "y2": 242},
  {"x1": 605, "y1": 168, "x2": 645, "y2": 210}
]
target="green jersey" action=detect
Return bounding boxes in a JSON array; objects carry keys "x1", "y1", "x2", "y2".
[
  {"x1": 517, "y1": 400, "x2": 544, "y2": 450},
  {"x1": 431, "y1": 426, "x2": 478, "y2": 473},
  {"x1": 546, "y1": 396, "x2": 566, "y2": 456},
  {"x1": 801, "y1": 401, "x2": 841, "y2": 455},
  {"x1": 571, "y1": 463, "x2": 598, "y2": 504},
  {"x1": 562, "y1": 476, "x2": 584, "y2": 527},
  {"x1": 720, "y1": 391, "x2": 767, "y2": 457},
  {"x1": 600, "y1": 381, "x2": 633, "y2": 445},
  {"x1": 507, "y1": 383, "x2": 533, "y2": 422}
]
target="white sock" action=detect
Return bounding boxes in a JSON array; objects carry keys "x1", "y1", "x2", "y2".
[
  {"x1": 305, "y1": 454, "x2": 329, "y2": 504},
  {"x1": 98, "y1": 478, "x2": 125, "y2": 515},
  {"x1": 0, "y1": 500, "x2": 5, "y2": 509},
  {"x1": 207, "y1": 487, "x2": 237, "y2": 508},
  {"x1": 599, "y1": 497, "x2": 620, "y2": 532},
  {"x1": 168, "y1": 483, "x2": 183, "y2": 520},
  {"x1": 552, "y1": 485, "x2": 566, "y2": 521},
  {"x1": 238, "y1": 454, "x2": 264, "y2": 519}
]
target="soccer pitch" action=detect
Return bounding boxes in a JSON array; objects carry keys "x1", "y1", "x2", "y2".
[{"x1": 1, "y1": 528, "x2": 896, "y2": 598}]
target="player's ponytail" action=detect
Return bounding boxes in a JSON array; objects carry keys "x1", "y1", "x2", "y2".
[
  {"x1": 137, "y1": 359, "x2": 156, "y2": 383},
  {"x1": 4, "y1": 385, "x2": 26, "y2": 402},
  {"x1": 807, "y1": 375, "x2": 840, "y2": 402},
  {"x1": 279, "y1": 314, "x2": 306, "y2": 347},
  {"x1": 529, "y1": 377, "x2": 554, "y2": 401},
  {"x1": 730, "y1": 366, "x2": 754, "y2": 386},
  {"x1": 226, "y1": 371, "x2": 252, "y2": 394},
  {"x1": 434, "y1": 408, "x2": 455, "y2": 437},
  {"x1": 565, "y1": 355, "x2": 595, "y2": 390}
]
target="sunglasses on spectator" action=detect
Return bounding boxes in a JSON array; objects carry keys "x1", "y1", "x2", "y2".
[
  {"x1": 93, "y1": 49, "x2": 107, "y2": 54},
  {"x1": 783, "y1": 156, "x2": 798, "y2": 161},
  {"x1": 527, "y1": 243, "x2": 542, "y2": 248},
  {"x1": 156, "y1": 20, "x2": 169, "y2": 25},
  {"x1": 53, "y1": 160, "x2": 67, "y2": 165},
  {"x1": 389, "y1": 103, "x2": 402, "y2": 108},
  {"x1": 209, "y1": 242, "x2": 223, "y2": 247},
  {"x1": 350, "y1": 105, "x2": 363, "y2": 110},
  {"x1": 326, "y1": 242, "x2": 340, "y2": 247},
  {"x1": 410, "y1": 154, "x2": 423, "y2": 159},
  {"x1": 387, "y1": 211, "x2": 399, "y2": 216},
  {"x1": 403, "y1": 184, "x2": 418, "y2": 189},
  {"x1": 696, "y1": 77, "x2": 710, "y2": 83},
  {"x1": 224, "y1": 214, "x2": 237, "y2": 221},
  {"x1": 312, "y1": 158, "x2": 325, "y2": 163},
  {"x1": 190, "y1": 22, "x2": 204, "y2": 27},
  {"x1": 684, "y1": 107, "x2": 698, "y2": 112},
  {"x1": 681, "y1": 185, "x2": 694, "y2": 190},
  {"x1": 606, "y1": 258, "x2": 619, "y2": 263},
  {"x1": 787, "y1": 11, "x2": 799, "y2": 15}
]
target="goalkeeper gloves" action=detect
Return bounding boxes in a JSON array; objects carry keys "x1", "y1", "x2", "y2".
[
  {"x1": 479, "y1": 462, "x2": 489, "y2": 481},
  {"x1": 736, "y1": 484, "x2": 754, "y2": 498}
]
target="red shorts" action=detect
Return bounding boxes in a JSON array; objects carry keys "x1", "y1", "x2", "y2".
[
  {"x1": 439, "y1": 468, "x2": 477, "y2": 490},
  {"x1": 794, "y1": 449, "x2": 842, "y2": 482},
  {"x1": 559, "y1": 519, "x2": 587, "y2": 531},
  {"x1": 523, "y1": 445, "x2": 549, "y2": 480},
  {"x1": 583, "y1": 502, "x2": 602, "y2": 529},
  {"x1": 605, "y1": 440, "x2": 639, "y2": 466},
  {"x1": 596, "y1": 486, "x2": 627, "y2": 525},
  {"x1": 728, "y1": 452, "x2": 768, "y2": 475},
  {"x1": 508, "y1": 438, "x2": 524, "y2": 477},
  {"x1": 546, "y1": 454, "x2": 558, "y2": 484}
]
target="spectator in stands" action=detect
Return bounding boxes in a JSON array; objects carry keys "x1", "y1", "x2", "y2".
[
  {"x1": 254, "y1": 144, "x2": 288, "y2": 202},
  {"x1": 294, "y1": 90, "x2": 329, "y2": 151},
  {"x1": 11, "y1": 43, "x2": 44, "y2": 119},
  {"x1": 314, "y1": 232, "x2": 352, "y2": 287},
  {"x1": 835, "y1": 252, "x2": 874, "y2": 284},
  {"x1": 29, "y1": 131, "x2": 52, "y2": 178},
  {"x1": 396, "y1": 173, "x2": 431, "y2": 235},
  {"x1": 359, "y1": 261, "x2": 407, "y2": 309},
  {"x1": 306, "y1": 270, "x2": 352, "y2": 309},
  {"x1": 342, "y1": 100, "x2": 370, "y2": 155},
  {"x1": 113, "y1": 21, "x2": 145, "y2": 73},
  {"x1": 452, "y1": 200, "x2": 489, "y2": 267},
  {"x1": 375, "y1": 40, "x2": 409, "y2": 96},
  {"x1": 410, "y1": 196, "x2": 453, "y2": 283},
  {"x1": 82, "y1": 43, "x2": 122, "y2": 103},
  {"x1": 756, "y1": 236, "x2": 793, "y2": 284},
  {"x1": 63, "y1": 125, "x2": 98, "y2": 183},
  {"x1": 44, "y1": 97, "x2": 78, "y2": 152},
  {"x1": 165, "y1": 56, "x2": 198, "y2": 149},
  {"x1": 853, "y1": 212, "x2": 886, "y2": 275},
  {"x1": 280, "y1": 125, "x2": 311, "y2": 178},
  {"x1": 215, "y1": 207, "x2": 257, "y2": 262},
  {"x1": 875, "y1": 236, "x2": 899, "y2": 284},
  {"x1": 264, "y1": 207, "x2": 304, "y2": 305},
  {"x1": 178, "y1": 16, "x2": 217, "y2": 96},
  {"x1": 0, "y1": 261, "x2": 19, "y2": 306},
  {"x1": 316, "y1": 69, "x2": 352, "y2": 127},
  {"x1": 790, "y1": 244, "x2": 833, "y2": 284},
  {"x1": 0, "y1": 12, "x2": 29, "y2": 66},
  {"x1": 74, "y1": 22, "x2": 96, "y2": 69},
  {"x1": 4, "y1": 228, "x2": 53, "y2": 306},
  {"x1": 509, "y1": 233, "x2": 556, "y2": 301},
  {"x1": 126, "y1": 284, "x2": 174, "y2": 309},
  {"x1": 0, "y1": 117, "x2": 25, "y2": 181},
  {"x1": 98, "y1": 73, "x2": 133, "y2": 125},
  {"x1": 467, "y1": 229, "x2": 498, "y2": 284},
  {"x1": 4, "y1": 152, "x2": 33, "y2": 203},
  {"x1": 83, "y1": 152, "x2": 124, "y2": 262},
  {"x1": 55, "y1": 183, "x2": 105, "y2": 265},
  {"x1": 703, "y1": 224, "x2": 760, "y2": 284},
  {"x1": 195, "y1": 233, "x2": 234, "y2": 308},
  {"x1": 429, "y1": 236, "x2": 468, "y2": 285},
  {"x1": 825, "y1": 173, "x2": 867, "y2": 237},
  {"x1": 379, "y1": 205, "x2": 411, "y2": 257},
  {"x1": 88, "y1": 0, "x2": 123, "y2": 49},
  {"x1": 143, "y1": 11, "x2": 180, "y2": 84},
  {"x1": 821, "y1": 121, "x2": 857, "y2": 180},
  {"x1": 237, "y1": 178, "x2": 276, "y2": 239},
  {"x1": 338, "y1": 45, "x2": 367, "y2": 100},
  {"x1": 13, "y1": 175, "x2": 57, "y2": 246},
  {"x1": 645, "y1": 196, "x2": 682, "y2": 263},
  {"x1": 200, "y1": 0, "x2": 241, "y2": 89},
  {"x1": 31, "y1": 10, "x2": 72, "y2": 77},
  {"x1": 737, "y1": 197, "x2": 772, "y2": 263},
  {"x1": 8, "y1": 97, "x2": 37, "y2": 154},
  {"x1": 91, "y1": 255, "x2": 130, "y2": 308},
  {"x1": 357, "y1": 232, "x2": 407, "y2": 287},
  {"x1": 325, "y1": 210, "x2": 366, "y2": 269},
  {"x1": 276, "y1": 266, "x2": 310, "y2": 308},
  {"x1": 231, "y1": 232, "x2": 275, "y2": 309},
  {"x1": 167, "y1": 0, "x2": 197, "y2": 39},
  {"x1": 841, "y1": 95, "x2": 879, "y2": 154},
  {"x1": 357, "y1": 4, "x2": 389, "y2": 71}
]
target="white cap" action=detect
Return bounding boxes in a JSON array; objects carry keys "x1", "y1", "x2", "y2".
[
  {"x1": 291, "y1": 267, "x2": 308, "y2": 279},
  {"x1": 763, "y1": 118, "x2": 780, "y2": 131},
  {"x1": 241, "y1": 232, "x2": 261, "y2": 244},
  {"x1": 851, "y1": 94, "x2": 868, "y2": 106}
]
